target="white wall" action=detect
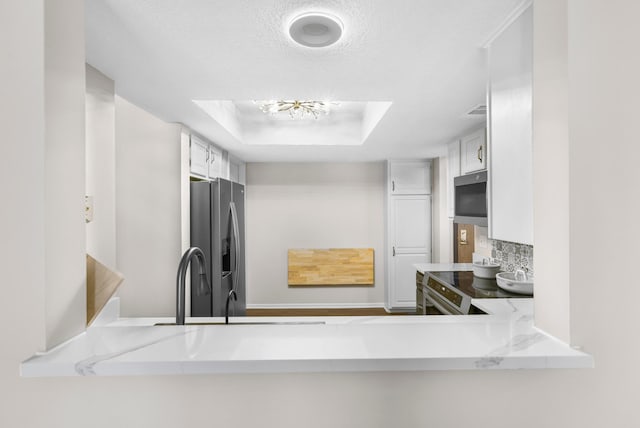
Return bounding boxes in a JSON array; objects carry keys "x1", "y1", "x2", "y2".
[
  {"x1": 532, "y1": 0, "x2": 571, "y2": 340},
  {"x1": 115, "y1": 96, "x2": 183, "y2": 317},
  {"x1": 431, "y1": 157, "x2": 452, "y2": 263},
  {"x1": 245, "y1": 162, "x2": 386, "y2": 306},
  {"x1": 4, "y1": 2, "x2": 640, "y2": 428},
  {"x1": 43, "y1": 0, "x2": 87, "y2": 348},
  {"x1": 85, "y1": 64, "x2": 116, "y2": 268},
  {"x1": 565, "y1": 0, "x2": 640, "y2": 361},
  {"x1": 0, "y1": 0, "x2": 47, "y2": 355}
]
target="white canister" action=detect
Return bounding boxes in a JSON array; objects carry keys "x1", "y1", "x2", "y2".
[{"x1": 472, "y1": 261, "x2": 501, "y2": 278}]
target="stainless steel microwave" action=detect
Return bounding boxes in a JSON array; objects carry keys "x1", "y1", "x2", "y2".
[{"x1": 453, "y1": 170, "x2": 487, "y2": 226}]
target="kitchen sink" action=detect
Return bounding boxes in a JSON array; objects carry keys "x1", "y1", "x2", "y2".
[{"x1": 154, "y1": 321, "x2": 327, "y2": 326}]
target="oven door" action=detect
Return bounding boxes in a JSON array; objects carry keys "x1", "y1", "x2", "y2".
[
  {"x1": 424, "y1": 289, "x2": 463, "y2": 315},
  {"x1": 424, "y1": 289, "x2": 487, "y2": 315}
]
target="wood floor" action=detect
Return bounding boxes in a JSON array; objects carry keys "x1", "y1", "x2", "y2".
[{"x1": 245, "y1": 308, "x2": 416, "y2": 317}]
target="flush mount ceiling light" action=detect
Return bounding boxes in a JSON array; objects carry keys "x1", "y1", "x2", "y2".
[
  {"x1": 254, "y1": 100, "x2": 337, "y2": 119},
  {"x1": 288, "y1": 12, "x2": 344, "y2": 48}
]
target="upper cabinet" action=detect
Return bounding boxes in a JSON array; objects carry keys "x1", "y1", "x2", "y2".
[
  {"x1": 190, "y1": 135, "x2": 224, "y2": 180},
  {"x1": 388, "y1": 160, "x2": 432, "y2": 195},
  {"x1": 189, "y1": 135, "x2": 209, "y2": 178},
  {"x1": 487, "y1": 5, "x2": 533, "y2": 245},
  {"x1": 227, "y1": 154, "x2": 246, "y2": 185},
  {"x1": 460, "y1": 128, "x2": 486, "y2": 175},
  {"x1": 446, "y1": 128, "x2": 484, "y2": 219},
  {"x1": 208, "y1": 145, "x2": 223, "y2": 179}
]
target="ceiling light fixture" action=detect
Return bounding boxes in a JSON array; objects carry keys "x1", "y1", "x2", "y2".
[
  {"x1": 288, "y1": 12, "x2": 344, "y2": 48},
  {"x1": 254, "y1": 100, "x2": 337, "y2": 119}
]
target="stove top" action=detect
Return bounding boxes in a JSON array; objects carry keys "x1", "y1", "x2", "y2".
[
  {"x1": 424, "y1": 270, "x2": 530, "y2": 315},
  {"x1": 428, "y1": 271, "x2": 521, "y2": 299}
]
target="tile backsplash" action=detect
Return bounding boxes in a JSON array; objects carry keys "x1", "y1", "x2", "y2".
[{"x1": 490, "y1": 239, "x2": 534, "y2": 275}]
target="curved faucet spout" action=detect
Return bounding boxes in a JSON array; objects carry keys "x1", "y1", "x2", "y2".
[{"x1": 176, "y1": 247, "x2": 210, "y2": 325}]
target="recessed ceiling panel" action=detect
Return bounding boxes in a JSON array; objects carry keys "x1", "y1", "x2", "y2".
[{"x1": 193, "y1": 100, "x2": 391, "y2": 146}]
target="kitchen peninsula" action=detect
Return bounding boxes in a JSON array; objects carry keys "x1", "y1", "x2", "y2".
[{"x1": 21, "y1": 297, "x2": 591, "y2": 376}]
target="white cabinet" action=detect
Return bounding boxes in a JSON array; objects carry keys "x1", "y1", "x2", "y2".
[
  {"x1": 208, "y1": 145, "x2": 223, "y2": 179},
  {"x1": 446, "y1": 129, "x2": 485, "y2": 219},
  {"x1": 385, "y1": 161, "x2": 432, "y2": 312},
  {"x1": 190, "y1": 135, "x2": 223, "y2": 180},
  {"x1": 189, "y1": 136, "x2": 209, "y2": 178},
  {"x1": 388, "y1": 161, "x2": 431, "y2": 195},
  {"x1": 388, "y1": 195, "x2": 431, "y2": 310},
  {"x1": 460, "y1": 128, "x2": 486, "y2": 175},
  {"x1": 227, "y1": 154, "x2": 246, "y2": 185},
  {"x1": 487, "y1": 6, "x2": 533, "y2": 245},
  {"x1": 446, "y1": 140, "x2": 461, "y2": 218}
]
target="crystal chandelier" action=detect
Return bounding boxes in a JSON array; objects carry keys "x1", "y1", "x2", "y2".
[{"x1": 254, "y1": 100, "x2": 335, "y2": 119}]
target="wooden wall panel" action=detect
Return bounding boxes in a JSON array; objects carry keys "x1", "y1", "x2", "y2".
[{"x1": 288, "y1": 248, "x2": 374, "y2": 286}]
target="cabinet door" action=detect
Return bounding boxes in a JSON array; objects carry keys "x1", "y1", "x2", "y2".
[
  {"x1": 391, "y1": 196, "x2": 431, "y2": 254},
  {"x1": 190, "y1": 136, "x2": 209, "y2": 178},
  {"x1": 391, "y1": 254, "x2": 429, "y2": 309},
  {"x1": 460, "y1": 129, "x2": 486, "y2": 174},
  {"x1": 488, "y1": 6, "x2": 533, "y2": 245},
  {"x1": 228, "y1": 160, "x2": 240, "y2": 183},
  {"x1": 446, "y1": 140, "x2": 461, "y2": 218},
  {"x1": 387, "y1": 195, "x2": 431, "y2": 311},
  {"x1": 208, "y1": 145, "x2": 223, "y2": 179},
  {"x1": 388, "y1": 161, "x2": 431, "y2": 195}
]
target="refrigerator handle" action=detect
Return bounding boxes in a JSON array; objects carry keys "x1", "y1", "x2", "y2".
[{"x1": 229, "y1": 201, "x2": 240, "y2": 293}]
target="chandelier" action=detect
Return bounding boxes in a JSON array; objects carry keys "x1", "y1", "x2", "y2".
[{"x1": 254, "y1": 100, "x2": 336, "y2": 119}]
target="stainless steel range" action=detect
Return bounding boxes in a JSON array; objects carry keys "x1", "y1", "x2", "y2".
[{"x1": 422, "y1": 271, "x2": 530, "y2": 315}]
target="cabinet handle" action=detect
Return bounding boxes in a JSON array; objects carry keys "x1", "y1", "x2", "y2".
[
  {"x1": 210, "y1": 152, "x2": 215, "y2": 164},
  {"x1": 206, "y1": 150, "x2": 209, "y2": 162},
  {"x1": 392, "y1": 246, "x2": 396, "y2": 257},
  {"x1": 392, "y1": 180, "x2": 395, "y2": 192},
  {"x1": 477, "y1": 145, "x2": 483, "y2": 162}
]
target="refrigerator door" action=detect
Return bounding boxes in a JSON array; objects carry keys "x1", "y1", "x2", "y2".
[
  {"x1": 229, "y1": 181, "x2": 246, "y2": 315},
  {"x1": 190, "y1": 181, "x2": 213, "y2": 316},
  {"x1": 215, "y1": 178, "x2": 232, "y2": 316}
]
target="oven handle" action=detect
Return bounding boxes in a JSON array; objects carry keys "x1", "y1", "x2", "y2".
[{"x1": 425, "y1": 291, "x2": 459, "y2": 315}]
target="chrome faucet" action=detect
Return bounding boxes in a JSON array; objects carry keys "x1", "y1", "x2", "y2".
[{"x1": 176, "y1": 247, "x2": 211, "y2": 325}]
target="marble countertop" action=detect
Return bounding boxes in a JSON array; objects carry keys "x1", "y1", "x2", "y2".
[
  {"x1": 414, "y1": 262, "x2": 475, "y2": 274},
  {"x1": 21, "y1": 298, "x2": 592, "y2": 376}
]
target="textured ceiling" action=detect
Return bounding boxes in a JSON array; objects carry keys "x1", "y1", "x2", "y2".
[{"x1": 85, "y1": 0, "x2": 525, "y2": 162}]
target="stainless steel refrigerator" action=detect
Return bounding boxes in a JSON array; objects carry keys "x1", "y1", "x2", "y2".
[{"x1": 190, "y1": 179, "x2": 245, "y2": 317}]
